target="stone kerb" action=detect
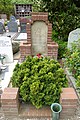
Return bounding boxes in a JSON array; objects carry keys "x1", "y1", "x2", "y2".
[
  {"x1": 1, "y1": 88, "x2": 19, "y2": 118},
  {"x1": 60, "y1": 88, "x2": 78, "y2": 119},
  {"x1": 0, "y1": 87, "x2": 79, "y2": 119}
]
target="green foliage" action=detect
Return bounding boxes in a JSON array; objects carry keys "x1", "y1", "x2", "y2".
[
  {"x1": 52, "y1": 10, "x2": 80, "y2": 41},
  {"x1": 0, "y1": 0, "x2": 14, "y2": 17},
  {"x1": 76, "y1": 76, "x2": 80, "y2": 89},
  {"x1": 52, "y1": 30, "x2": 68, "y2": 59},
  {"x1": 65, "y1": 39, "x2": 80, "y2": 88},
  {"x1": 12, "y1": 0, "x2": 33, "y2": 4},
  {"x1": 32, "y1": 0, "x2": 80, "y2": 42},
  {"x1": 11, "y1": 56, "x2": 68, "y2": 109}
]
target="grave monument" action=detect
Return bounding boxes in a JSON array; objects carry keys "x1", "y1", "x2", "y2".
[
  {"x1": 0, "y1": 36, "x2": 13, "y2": 63},
  {"x1": 10, "y1": 15, "x2": 16, "y2": 21},
  {"x1": 0, "y1": 14, "x2": 7, "y2": 21},
  {"x1": 20, "y1": 12, "x2": 58, "y2": 61},
  {"x1": 0, "y1": 22, "x2": 6, "y2": 34},
  {"x1": 68, "y1": 28, "x2": 80, "y2": 49},
  {"x1": 7, "y1": 20, "x2": 18, "y2": 32}
]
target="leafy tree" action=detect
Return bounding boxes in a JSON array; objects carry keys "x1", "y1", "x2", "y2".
[
  {"x1": 11, "y1": 0, "x2": 33, "y2": 4},
  {"x1": 0, "y1": 0, "x2": 14, "y2": 18}
]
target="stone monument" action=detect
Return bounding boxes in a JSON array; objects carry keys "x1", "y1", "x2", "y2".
[
  {"x1": 31, "y1": 21, "x2": 48, "y2": 55},
  {"x1": 7, "y1": 21, "x2": 18, "y2": 32},
  {"x1": 0, "y1": 14, "x2": 7, "y2": 21},
  {"x1": 67, "y1": 28, "x2": 80, "y2": 49},
  {"x1": 0, "y1": 36, "x2": 13, "y2": 63},
  {"x1": 10, "y1": 15, "x2": 16, "y2": 21},
  {"x1": 0, "y1": 22, "x2": 5, "y2": 34},
  {"x1": 20, "y1": 12, "x2": 58, "y2": 61}
]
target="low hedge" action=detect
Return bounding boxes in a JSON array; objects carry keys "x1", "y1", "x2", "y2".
[{"x1": 11, "y1": 56, "x2": 68, "y2": 108}]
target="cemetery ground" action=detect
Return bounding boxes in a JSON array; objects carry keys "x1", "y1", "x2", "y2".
[{"x1": 0, "y1": 51, "x2": 80, "y2": 120}]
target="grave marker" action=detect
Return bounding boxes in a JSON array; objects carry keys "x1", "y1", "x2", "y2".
[
  {"x1": 7, "y1": 21, "x2": 18, "y2": 32},
  {"x1": 0, "y1": 22, "x2": 5, "y2": 34},
  {"x1": 68, "y1": 28, "x2": 80, "y2": 49},
  {"x1": 31, "y1": 21, "x2": 48, "y2": 55},
  {"x1": 1, "y1": 14, "x2": 7, "y2": 21},
  {"x1": 0, "y1": 19, "x2": 5, "y2": 24},
  {"x1": 10, "y1": 15, "x2": 16, "y2": 21},
  {"x1": 0, "y1": 36, "x2": 13, "y2": 63}
]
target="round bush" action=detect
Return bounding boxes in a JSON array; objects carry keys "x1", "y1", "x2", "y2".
[{"x1": 11, "y1": 56, "x2": 68, "y2": 108}]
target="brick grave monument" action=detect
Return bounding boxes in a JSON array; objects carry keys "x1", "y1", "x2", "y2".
[{"x1": 20, "y1": 12, "x2": 58, "y2": 61}]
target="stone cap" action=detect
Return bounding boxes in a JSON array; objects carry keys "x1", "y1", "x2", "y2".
[
  {"x1": 1, "y1": 88, "x2": 19, "y2": 100},
  {"x1": 61, "y1": 88, "x2": 78, "y2": 100}
]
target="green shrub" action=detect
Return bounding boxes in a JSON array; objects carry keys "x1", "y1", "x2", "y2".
[
  {"x1": 65, "y1": 39, "x2": 80, "y2": 89},
  {"x1": 11, "y1": 56, "x2": 68, "y2": 108},
  {"x1": 52, "y1": 30, "x2": 68, "y2": 59}
]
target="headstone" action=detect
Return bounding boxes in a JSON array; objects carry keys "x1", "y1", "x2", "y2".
[
  {"x1": 0, "y1": 36, "x2": 13, "y2": 63},
  {"x1": 7, "y1": 21, "x2": 18, "y2": 32},
  {"x1": 10, "y1": 15, "x2": 16, "y2": 21},
  {"x1": 31, "y1": 21, "x2": 48, "y2": 55},
  {"x1": 68, "y1": 28, "x2": 80, "y2": 49},
  {"x1": 20, "y1": 18, "x2": 27, "y2": 33},
  {"x1": 1, "y1": 14, "x2": 7, "y2": 21},
  {"x1": 0, "y1": 19, "x2": 5, "y2": 24},
  {"x1": 0, "y1": 22, "x2": 5, "y2": 34},
  {"x1": 20, "y1": 23, "x2": 26, "y2": 33}
]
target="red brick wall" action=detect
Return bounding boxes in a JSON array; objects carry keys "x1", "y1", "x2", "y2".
[
  {"x1": 1, "y1": 88, "x2": 20, "y2": 118},
  {"x1": 60, "y1": 88, "x2": 78, "y2": 119},
  {"x1": 32, "y1": 12, "x2": 48, "y2": 22}
]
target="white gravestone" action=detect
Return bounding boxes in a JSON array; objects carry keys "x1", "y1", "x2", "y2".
[
  {"x1": 68, "y1": 28, "x2": 80, "y2": 49},
  {"x1": 0, "y1": 37, "x2": 13, "y2": 63}
]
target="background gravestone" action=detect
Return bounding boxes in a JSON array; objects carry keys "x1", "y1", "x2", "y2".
[
  {"x1": 0, "y1": 22, "x2": 5, "y2": 34},
  {"x1": 20, "y1": 22, "x2": 26, "y2": 33},
  {"x1": 0, "y1": 36, "x2": 13, "y2": 63},
  {"x1": 31, "y1": 21, "x2": 48, "y2": 55},
  {"x1": 0, "y1": 19, "x2": 5, "y2": 24},
  {"x1": 1, "y1": 14, "x2": 7, "y2": 21},
  {"x1": 7, "y1": 21, "x2": 18, "y2": 32},
  {"x1": 10, "y1": 15, "x2": 16, "y2": 21},
  {"x1": 20, "y1": 18, "x2": 27, "y2": 33},
  {"x1": 68, "y1": 28, "x2": 80, "y2": 49}
]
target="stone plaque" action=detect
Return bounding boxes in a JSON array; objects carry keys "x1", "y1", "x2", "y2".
[
  {"x1": 0, "y1": 37, "x2": 13, "y2": 63},
  {"x1": 31, "y1": 21, "x2": 48, "y2": 56},
  {"x1": 7, "y1": 21, "x2": 18, "y2": 32},
  {"x1": 68, "y1": 28, "x2": 80, "y2": 49}
]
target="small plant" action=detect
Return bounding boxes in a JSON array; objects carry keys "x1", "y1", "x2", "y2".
[{"x1": 11, "y1": 56, "x2": 68, "y2": 109}]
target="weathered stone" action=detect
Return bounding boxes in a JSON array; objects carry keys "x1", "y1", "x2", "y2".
[
  {"x1": 68, "y1": 28, "x2": 80, "y2": 49},
  {"x1": 31, "y1": 21, "x2": 48, "y2": 56},
  {"x1": 7, "y1": 21, "x2": 18, "y2": 32}
]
